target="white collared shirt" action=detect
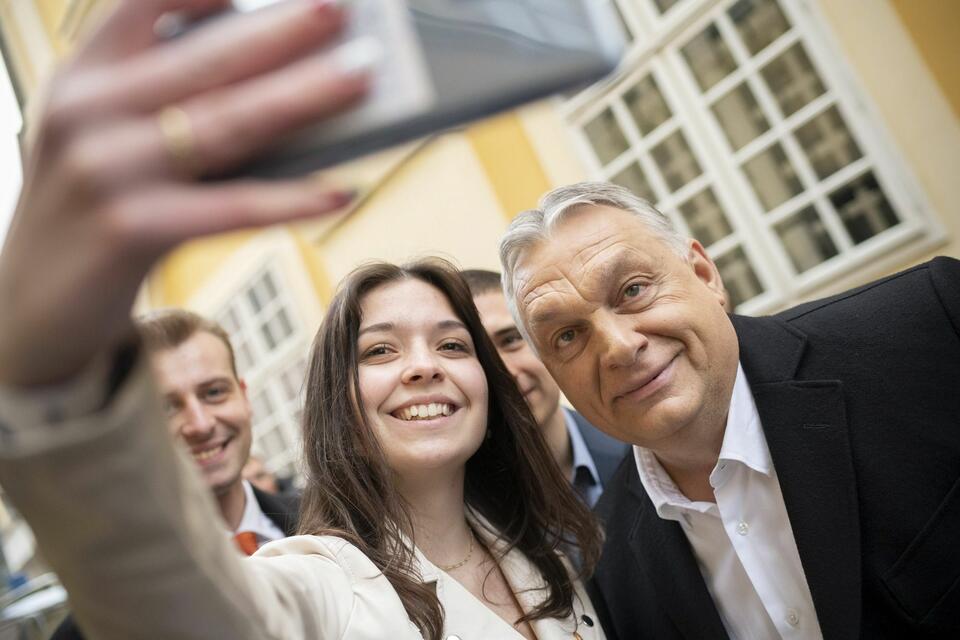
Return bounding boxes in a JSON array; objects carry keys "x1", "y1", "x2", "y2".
[
  {"x1": 235, "y1": 480, "x2": 285, "y2": 544},
  {"x1": 634, "y1": 364, "x2": 823, "y2": 640}
]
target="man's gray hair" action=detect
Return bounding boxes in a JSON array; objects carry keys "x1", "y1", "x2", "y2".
[{"x1": 498, "y1": 181, "x2": 688, "y2": 341}]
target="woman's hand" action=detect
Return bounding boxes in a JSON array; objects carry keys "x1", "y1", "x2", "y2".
[{"x1": 0, "y1": 0, "x2": 371, "y2": 387}]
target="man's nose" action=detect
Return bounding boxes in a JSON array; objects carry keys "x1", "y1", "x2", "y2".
[
  {"x1": 597, "y1": 311, "x2": 648, "y2": 370},
  {"x1": 180, "y1": 398, "x2": 216, "y2": 437}
]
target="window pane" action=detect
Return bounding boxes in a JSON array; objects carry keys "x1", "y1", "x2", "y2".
[
  {"x1": 236, "y1": 340, "x2": 254, "y2": 375},
  {"x1": 679, "y1": 188, "x2": 733, "y2": 246},
  {"x1": 760, "y1": 43, "x2": 825, "y2": 117},
  {"x1": 742, "y1": 143, "x2": 802, "y2": 210},
  {"x1": 714, "y1": 246, "x2": 764, "y2": 308},
  {"x1": 271, "y1": 308, "x2": 294, "y2": 342},
  {"x1": 728, "y1": 0, "x2": 790, "y2": 56},
  {"x1": 775, "y1": 206, "x2": 839, "y2": 273},
  {"x1": 651, "y1": 0, "x2": 681, "y2": 15},
  {"x1": 651, "y1": 130, "x2": 702, "y2": 192},
  {"x1": 260, "y1": 318, "x2": 277, "y2": 350},
  {"x1": 624, "y1": 75, "x2": 672, "y2": 136},
  {"x1": 262, "y1": 272, "x2": 278, "y2": 302},
  {"x1": 247, "y1": 285, "x2": 262, "y2": 313},
  {"x1": 794, "y1": 106, "x2": 862, "y2": 180},
  {"x1": 829, "y1": 172, "x2": 899, "y2": 244},
  {"x1": 611, "y1": 163, "x2": 657, "y2": 204},
  {"x1": 584, "y1": 109, "x2": 629, "y2": 165},
  {"x1": 682, "y1": 24, "x2": 737, "y2": 92},
  {"x1": 219, "y1": 307, "x2": 240, "y2": 333},
  {"x1": 712, "y1": 82, "x2": 770, "y2": 150}
]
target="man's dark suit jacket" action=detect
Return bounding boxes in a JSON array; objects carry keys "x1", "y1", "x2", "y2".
[
  {"x1": 590, "y1": 257, "x2": 960, "y2": 639},
  {"x1": 49, "y1": 486, "x2": 300, "y2": 640},
  {"x1": 566, "y1": 407, "x2": 630, "y2": 490}
]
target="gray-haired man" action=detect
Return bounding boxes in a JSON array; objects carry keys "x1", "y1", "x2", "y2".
[{"x1": 498, "y1": 181, "x2": 960, "y2": 639}]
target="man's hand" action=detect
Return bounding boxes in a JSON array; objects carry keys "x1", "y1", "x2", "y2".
[{"x1": 0, "y1": 0, "x2": 370, "y2": 387}]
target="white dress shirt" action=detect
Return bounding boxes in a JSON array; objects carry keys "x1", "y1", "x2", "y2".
[
  {"x1": 236, "y1": 479, "x2": 286, "y2": 544},
  {"x1": 634, "y1": 364, "x2": 824, "y2": 640}
]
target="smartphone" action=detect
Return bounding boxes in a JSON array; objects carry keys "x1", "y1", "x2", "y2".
[{"x1": 224, "y1": 0, "x2": 626, "y2": 177}]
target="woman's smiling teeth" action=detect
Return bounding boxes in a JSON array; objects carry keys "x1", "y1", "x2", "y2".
[{"x1": 394, "y1": 403, "x2": 455, "y2": 421}]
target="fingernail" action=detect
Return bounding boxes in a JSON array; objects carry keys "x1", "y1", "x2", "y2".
[
  {"x1": 325, "y1": 188, "x2": 358, "y2": 208},
  {"x1": 329, "y1": 36, "x2": 383, "y2": 78},
  {"x1": 312, "y1": 0, "x2": 355, "y2": 14}
]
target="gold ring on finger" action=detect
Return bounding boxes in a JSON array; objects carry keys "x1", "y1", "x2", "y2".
[{"x1": 156, "y1": 105, "x2": 201, "y2": 178}]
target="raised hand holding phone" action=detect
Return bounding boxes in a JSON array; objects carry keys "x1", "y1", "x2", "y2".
[{"x1": 0, "y1": 0, "x2": 372, "y2": 388}]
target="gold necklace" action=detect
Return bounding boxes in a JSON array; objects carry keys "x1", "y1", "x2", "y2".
[{"x1": 437, "y1": 532, "x2": 474, "y2": 571}]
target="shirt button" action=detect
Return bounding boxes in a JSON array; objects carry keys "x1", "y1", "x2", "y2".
[
  {"x1": 736, "y1": 521, "x2": 749, "y2": 536},
  {"x1": 785, "y1": 609, "x2": 800, "y2": 627}
]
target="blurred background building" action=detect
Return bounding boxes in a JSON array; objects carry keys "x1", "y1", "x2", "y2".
[{"x1": 2, "y1": 0, "x2": 958, "y2": 504}]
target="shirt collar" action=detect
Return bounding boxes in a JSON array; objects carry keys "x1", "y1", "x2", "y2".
[
  {"x1": 710, "y1": 363, "x2": 771, "y2": 488},
  {"x1": 633, "y1": 362, "x2": 770, "y2": 520},
  {"x1": 235, "y1": 480, "x2": 285, "y2": 542},
  {"x1": 562, "y1": 407, "x2": 601, "y2": 487}
]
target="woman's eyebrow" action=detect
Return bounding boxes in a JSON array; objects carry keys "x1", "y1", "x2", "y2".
[{"x1": 358, "y1": 322, "x2": 394, "y2": 337}]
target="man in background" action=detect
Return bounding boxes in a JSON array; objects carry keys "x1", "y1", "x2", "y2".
[
  {"x1": 462, "y1": 269, "x2": 628, "y2": 507},
  {"x1": 52, "y1": 310, "x2": 299, "y2": 639}
]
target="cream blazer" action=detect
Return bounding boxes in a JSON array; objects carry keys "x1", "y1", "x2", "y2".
[{"x1": 0, "y1": 356, "x2": 605, "y2": 640}]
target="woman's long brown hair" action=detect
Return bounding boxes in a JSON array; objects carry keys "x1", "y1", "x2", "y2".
[{"x1": 297, "y1": 258, "x2": 601, "y2": 640}]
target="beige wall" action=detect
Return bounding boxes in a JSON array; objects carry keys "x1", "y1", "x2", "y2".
[{"x1": 318, "y1": 132, "x2": 511, "y2": 286}]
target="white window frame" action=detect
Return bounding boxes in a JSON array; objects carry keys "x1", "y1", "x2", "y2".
[
  {"x1": 216, "y1": 265, "x2": 310, "y2": 480},
  {"x1": 563, "y1": 0, "x2": 944, "y2": 314}
]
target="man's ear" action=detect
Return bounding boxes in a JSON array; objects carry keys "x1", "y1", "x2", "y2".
[{"x1": 687, "y1": 240, "x2": 729, "y2": 309}]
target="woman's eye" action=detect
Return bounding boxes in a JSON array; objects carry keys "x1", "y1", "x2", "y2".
[
  {"x1": 557, "y1": 329, "x2": 576, "y2": 346},
  {"x1": 362, "y1": 344, "x2": 390, "y2": 358},
  {"x1": 439, "y1": 341, "x2": 467, "y2": 352}
]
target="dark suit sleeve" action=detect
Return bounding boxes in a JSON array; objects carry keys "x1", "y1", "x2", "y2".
[
  {"x1": 48, "y1": 614, "x2": 85, "y2": 640},
  {"x1": 929, "y1": 256, "x2": 960, "y2": 337}
]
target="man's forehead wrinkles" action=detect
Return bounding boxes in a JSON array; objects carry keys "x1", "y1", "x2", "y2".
[{"x1": 568, "y1": 230, "x2": 622, "y2": 268}]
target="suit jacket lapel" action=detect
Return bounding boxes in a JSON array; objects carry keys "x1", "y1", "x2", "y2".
[
  {"x1": 252, "y1": 486, "x2": 300, "y2": 537},
  {"x1": 733, "y1": 315, "x2": 861, "y2": 640},
  {"x1": 624, "y1": 470, "x2": 728, "y2": 639}
]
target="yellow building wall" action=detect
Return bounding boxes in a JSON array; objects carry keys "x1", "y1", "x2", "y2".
[
  {"x1": 148, "y1": 231, "x2": 258, "y2": 308},
  {"x1": 891, "y1": 0, "x2": 960, "y2": 121},
  {"x1": 317, "y1": 131, "x2": 514, "y2": 288}
]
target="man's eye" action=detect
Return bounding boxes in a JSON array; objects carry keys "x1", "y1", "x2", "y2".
[
  {"x1": 557, "y1": 329, "x2": 576, "y2": 346},
  {"x1": 624, "y1": 283, "x2": 644, "y2": 298},
  {"x1": 205, "y1": 386, "x2": 227, "y2": 400},
  {"x1": 501, "y1": 333, "x2": 523, "y2": 348}
]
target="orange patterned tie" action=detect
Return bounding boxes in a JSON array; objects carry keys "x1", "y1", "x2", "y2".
[{"x1": 233, "y1": 531, "x2": 259, "y2": 556}]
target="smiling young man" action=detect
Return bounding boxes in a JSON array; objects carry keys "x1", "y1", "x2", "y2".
[
  {"x1": 50, "y1": 310, "x2": 299, "y2": 640},
  {"x1": 462, "y1": 269, "x2": 628, "y2": 507},
  {"x1": 499, "y1": 182, "x2": 960, "y2": 640},
  {"x1": 138, "y1": 310, "x2": 298, "y2": 541}
]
